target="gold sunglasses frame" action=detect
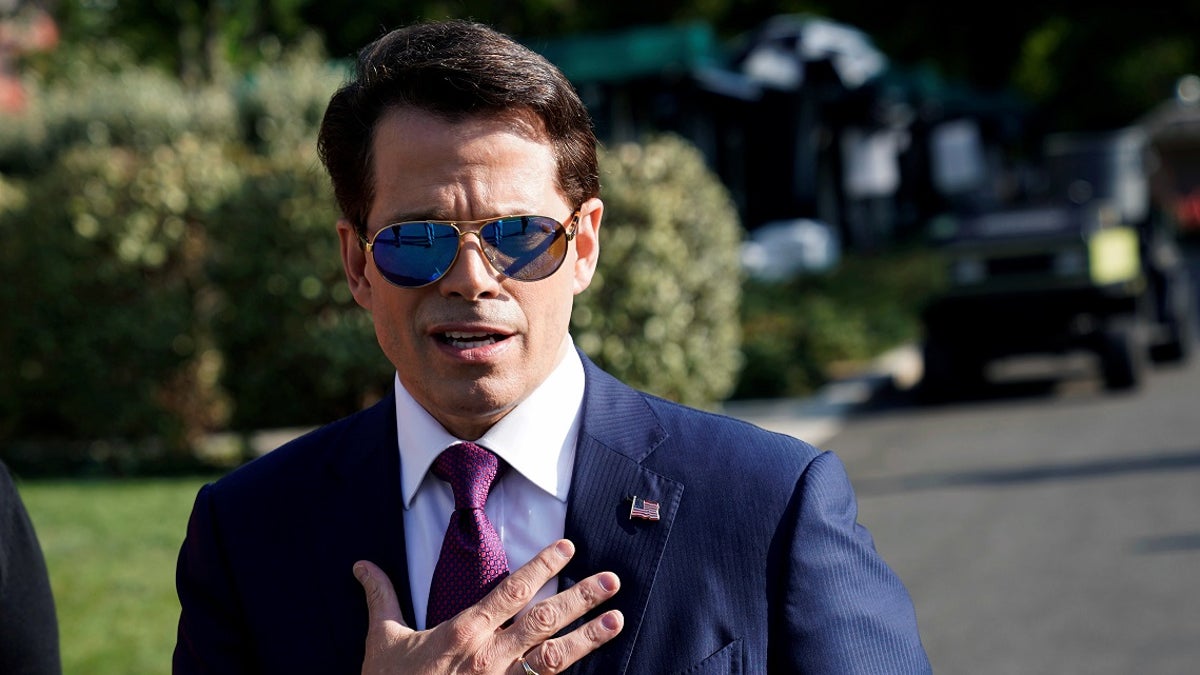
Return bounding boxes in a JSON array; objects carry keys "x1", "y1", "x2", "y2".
[{"x1": 358, "y1": 210, "x2": 581, "y2": 288}]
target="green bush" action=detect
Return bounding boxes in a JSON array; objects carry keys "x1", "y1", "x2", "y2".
[
  {"x1": 0, "y1": 43, "x2": 367, "y2": 467},
  {"x1": 204, "y1": 42, "x2": 389, "y2": 432},
  {"x1": 0, "y1": 134, "x2": 239, "y2": 459},
  {"x1": 0, "y1": 45, "x2": 239, "y2": 175},
  {"x1": 733, "y1": 245, "x2": 947, "y2": 399},
  {"x1": 233, "y1": 35, "x2": 349, "y2": 158},
  {"x1": 574, "y1": 134, "x2": 744, "y2": 408},
  {"x1": 206, "y1": 151, "x2": 391, "y2": 432},
  {"x1": 0, "y1": 49, "x2": 246, "y2": 464}
]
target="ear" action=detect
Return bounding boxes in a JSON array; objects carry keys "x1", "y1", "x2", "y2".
[
  {"x1": 571, "y1": 197, "x2": 602, "y2": 295},
  {"x1": 337, "y1": 218, "x2": 374, "y2": 311}
]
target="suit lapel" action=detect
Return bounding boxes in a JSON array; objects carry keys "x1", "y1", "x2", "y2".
[
  {"x1": 325, "y1": 392, "x2": 418, "y2": 628},
  {"x1": 561, "y1": 356, "x2": 683, "y2": 675}
]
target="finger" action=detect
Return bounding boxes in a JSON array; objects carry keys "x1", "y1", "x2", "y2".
[
  {"x1": 354, "y1": 560, "x2": 411, "y2": 632},
  {"x1": 522, "y1": 610, "x2": 624, "y2": 675},
  {"x1": 466, "y1": 539, "x2": 577, "y2": 628},
  {"x1": 503, "y1": 569, "x2": 621, "y2": 648}
]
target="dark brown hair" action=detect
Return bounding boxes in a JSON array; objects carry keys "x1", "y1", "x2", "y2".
[{"x1": 317, "y1": 19, "x2": 599, "y2": 232}]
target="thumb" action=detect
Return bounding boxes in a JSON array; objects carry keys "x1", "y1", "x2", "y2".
[{"x1": 354, "y1": 560, "x2": 409, "y2": 630}]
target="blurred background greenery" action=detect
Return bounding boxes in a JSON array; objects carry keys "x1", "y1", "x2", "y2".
[
  {"x1": 2, "y1": 1, "x2": 1198, "y2": 672},
  {"x1": 4, "y1": 1, "x2": 1197, "y2": 471}
]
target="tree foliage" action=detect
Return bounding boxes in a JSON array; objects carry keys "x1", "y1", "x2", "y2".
[
  {"x1": 38, "y1": 0, "x2": 1200, "y2": 133},
  {"x1": 0, "y1": 40, "x2": 377, "y2": 466},
  {"x1": 817, "y1": 3, "x2": 1200, "y2": 131},
  {"x1": 574, "y1": 135, "x2": 744, "y2": 408},
  {"x1": 16, "y1": 0, "x2": 1193, "y2": 143}
]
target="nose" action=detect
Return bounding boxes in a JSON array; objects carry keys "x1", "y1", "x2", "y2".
[{"x1": 438, "y1": 231, "x2": 503, "y2": 300}]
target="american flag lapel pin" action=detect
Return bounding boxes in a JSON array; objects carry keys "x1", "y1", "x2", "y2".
[{"x1": 629, "y1": 495, "x2": 661, "y2": 521}]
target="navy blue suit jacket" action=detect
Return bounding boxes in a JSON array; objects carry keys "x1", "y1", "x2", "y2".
[{"x1": 174, "y1": 353, "x2": 930, "y2": 673}]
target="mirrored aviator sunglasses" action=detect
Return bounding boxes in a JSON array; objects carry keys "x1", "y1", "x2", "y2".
[{"x1": 360, "y1": 211, "x2": 580, "y2": 288}]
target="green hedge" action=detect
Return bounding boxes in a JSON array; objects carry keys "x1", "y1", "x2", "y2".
[
  {"x1": 0, "y1": 44, "x2": 375, "y2": 469},
  {"x1": 734, "y1": 246, "x2": 946, "y2": 399},
  {"x1": 575, "y1": 135, "x2": 743, "y2": 409},
  {"x1": 0, "y1": 47, "x2": 744, "y2": 470}
]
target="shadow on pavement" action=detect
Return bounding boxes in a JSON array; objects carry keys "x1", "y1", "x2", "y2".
[
  {"x1": 1133, "y1": 532, "x2": 1200, "y2": 554},
  {"x1": 852, "y1": 447, "x2": 1200, "y2": 497}
]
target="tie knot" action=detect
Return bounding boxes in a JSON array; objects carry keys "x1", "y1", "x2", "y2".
[{"x1": 432, "y1": 441, "x2": 503, "y2": 510}]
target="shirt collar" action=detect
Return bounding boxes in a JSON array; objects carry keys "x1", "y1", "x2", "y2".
[{"x1": 395, "y1": 339, "x2": 585, "y2": 508}]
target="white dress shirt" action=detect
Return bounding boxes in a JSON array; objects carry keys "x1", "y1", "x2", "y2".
[{"x1": 394, "y1": 339, "x2": 585, "y2": 629}]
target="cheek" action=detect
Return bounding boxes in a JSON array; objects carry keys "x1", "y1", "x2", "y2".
[
  {"x1": 525, "y1": 282, "x2": 576, "y2": 338},
  {"x1": 371, "y1": 296, "x2": 420, "y2": 350}
]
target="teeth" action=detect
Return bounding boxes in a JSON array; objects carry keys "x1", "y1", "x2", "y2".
[{"x1": 443, "y1": 331, "x2": 499, "y2": 348}]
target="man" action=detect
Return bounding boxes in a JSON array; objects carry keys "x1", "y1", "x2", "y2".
[
  {"x1": 1, "y1": 459, "x2": 62, "y2": 675},
  {"x1": 174, "y1": 19, "x2": 931, "y2": 674}
]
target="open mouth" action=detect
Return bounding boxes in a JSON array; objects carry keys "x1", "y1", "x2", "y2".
[{"x1": 439, "y1": 331, "x2": 507, "y2": 349}]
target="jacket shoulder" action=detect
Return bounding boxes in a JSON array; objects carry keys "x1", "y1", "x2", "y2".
[
  {"x1": 206, "y1": 393, "x2": 397, "y2": 501},
  {"x1": 579, "y1": 354, "x2": 822, "y2": 474}
]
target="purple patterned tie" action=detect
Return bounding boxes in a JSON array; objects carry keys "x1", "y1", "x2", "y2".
[{"x1": 426, "y1": 441, "x2": 510, "y2": 627}]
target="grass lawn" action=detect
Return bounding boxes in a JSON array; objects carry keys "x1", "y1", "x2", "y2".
[{"x1": 18, "y1": 474, "x2": 221, "y2": 675}]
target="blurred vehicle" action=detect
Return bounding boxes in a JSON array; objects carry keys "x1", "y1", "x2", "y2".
[
  {"x1": 741, "y1": 218, "x2": 841, "y2": 281},
  {"x1": 1140, "y1": 74, "x2": 1200, "y2": 235},
  {"x1": 918, "y1": 126, "x2": 1196, "y2": 398}
]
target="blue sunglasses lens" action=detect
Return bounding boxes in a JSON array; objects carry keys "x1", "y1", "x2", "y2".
[
  {"x1": 370, "y1": 216, "x2": 569, "y2": 288},
  {"x1": 371, "y1": 222, "x2": 462, "y2": 287},
  {"x1": 481, "y1": 216, "x2": 569, "y2": 281}
]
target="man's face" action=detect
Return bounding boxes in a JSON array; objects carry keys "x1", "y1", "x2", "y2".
[{"x1": 337, "y1": 107, "x2": 601, "y2": 440}]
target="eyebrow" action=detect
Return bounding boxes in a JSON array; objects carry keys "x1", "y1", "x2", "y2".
[
  {"x1": 381, "y1": 210, "x2": 538, "y2": 225},
  {"x1": 380, "y1": 210, "x2": 452, "y2": 224}
]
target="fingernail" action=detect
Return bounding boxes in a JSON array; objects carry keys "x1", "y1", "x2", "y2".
[
  {"x1": 555, "y1": 540, "x2": 574, "y2": 558},
  {"x1": 353, "y1": 563, "x2": 368, "y2": 582},
  {"x1": 599, "y1": 572, "x2": 619, "y2": 592},
  {"x1": 601, "y1": 612, "x2": 621, "y2": 631}
]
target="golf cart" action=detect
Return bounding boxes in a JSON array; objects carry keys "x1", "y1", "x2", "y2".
[{"x1": 918, "y1": 126, "x2": 1196, "y2": 398}]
